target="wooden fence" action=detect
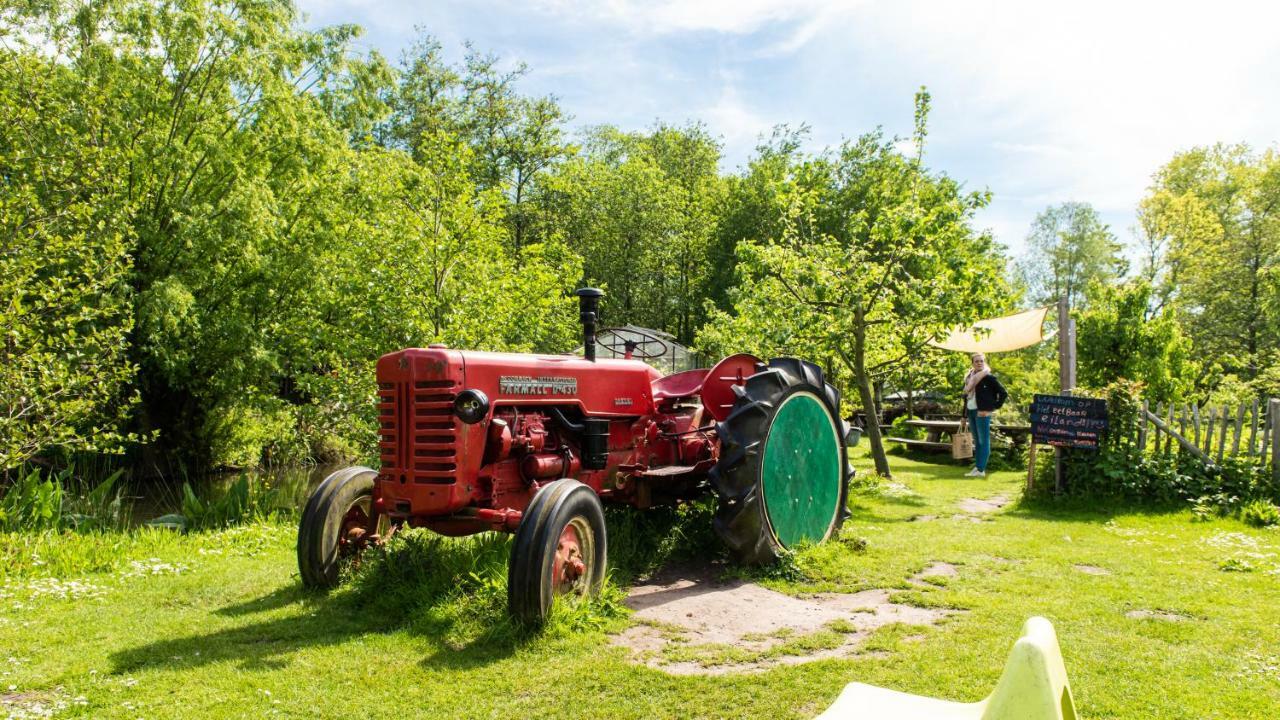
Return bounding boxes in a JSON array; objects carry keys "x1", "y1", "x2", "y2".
[{"x1": 1138, "y1": 399, "x2": 1280, "y2": 475}]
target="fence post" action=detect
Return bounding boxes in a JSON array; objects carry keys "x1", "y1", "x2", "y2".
[
  {"x1": 1217, "y1": 405, "x2": 1229, "y2": 462},
  {"x1": 1270, "y1": 398, "x2": 1280, "y2": 485},
  {"x1": 1144, "y1": 407, "x2": 1212, "y2": 463},
  {"x1": 1138, "y1": 400, "x2": 1148, "y2": 450},
  {"x1": 1233, "y1": 403, "x2": 1245, "y2": 457},
  {"x1": 1266, "y1": 401, "x2": 1274, "y2": 464},
  {"x1": 1250, "y1": 398, "x2": 1261, "y2": 455}
]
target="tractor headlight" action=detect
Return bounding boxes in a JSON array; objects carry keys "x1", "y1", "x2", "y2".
[{"x1": 453, "y1": 389, "x2": 490, "y2": 424}]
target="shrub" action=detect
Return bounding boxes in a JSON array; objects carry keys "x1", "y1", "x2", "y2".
[
  {"x1": 180, "y1": 474, "x2": 285, "y2": 530},
  {"x1": 888, "y1": 415, "x2": 924, "y2": 441},
  {"x1": 0, "y1": 467, "x2": 126, "y2": 533},
  {"x1": 1034, "y1": 379, "x2": 1274, "y2": 508},
  {"x1": 1240, "y1": 500, "x2": 1280, "y2": 528}
]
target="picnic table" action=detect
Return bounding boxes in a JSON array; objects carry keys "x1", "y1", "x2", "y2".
[{"x1": 885, "y1": 418, "x2": 1032, "y2": 454}]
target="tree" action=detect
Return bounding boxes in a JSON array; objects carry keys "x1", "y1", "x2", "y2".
[
  {"x1": 699, "y1": 90, "x2": 1010, "y2": 476},
  {"x1": 0, "y1": 51, "x2": 138, "y2": 470},
  {"x1": 1138, "y1": 144, "x2": 1280, "y2": 386},
  {"x1": 532, "y1": 124, "x2": 723, "y2": 344},
  {"x1": 385, "y1": 36, "x2": 572, "y2": 251},
  {"x1": 635, "y1": 123, "x2": 725, "y2": 343},
  {"x1": 708, "y1": 126, "x2": 810, "y2": 314},
  {"x1": 1076, "y1": 281, "x2": 1193, "y2": 403},
  {"x1": 1018, "y1": 202, "x2": 1126, "y2": 309},
  {"x1": 2, "y1": 1, "x2": 583, "y2": 471}
]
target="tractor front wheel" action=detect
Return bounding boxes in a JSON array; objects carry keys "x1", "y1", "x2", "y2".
[
  {"x1": 297, "y1": 466, "x2": 380, "y2": 589},
  {"x1": 508, "y1": 478, "x2": 607, "y2": 624},
  {"x1": 710, "y1": 358, "x2": 851, "y2": 564}
]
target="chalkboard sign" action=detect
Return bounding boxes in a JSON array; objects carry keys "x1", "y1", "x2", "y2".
[{"x1": 1030, "y1": 394, "x2": 1108, "y2": 449}]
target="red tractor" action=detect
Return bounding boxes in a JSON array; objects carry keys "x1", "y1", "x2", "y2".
[{"x1": 298, "y1": 289, "x2": 852, "y2": 622}]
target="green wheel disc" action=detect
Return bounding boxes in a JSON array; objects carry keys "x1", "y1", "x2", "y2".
[{"x1": 760, "y1": 391, "x2": 842, "y2": 548}]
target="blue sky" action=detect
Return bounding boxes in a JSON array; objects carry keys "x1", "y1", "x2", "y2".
[{"x1": 297, "y1": 0, "x2": 1280, "y2": 259}]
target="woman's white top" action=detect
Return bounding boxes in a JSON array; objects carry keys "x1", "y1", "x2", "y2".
[{"x1": 966, "y1": 394, "x2": 977, "y2": 410}]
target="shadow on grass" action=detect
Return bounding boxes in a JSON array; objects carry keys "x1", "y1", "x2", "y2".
[
  {"x1": 213, "y1": 584, "x2": 307, "y2": 617},
  {"x1": 870, "y1": 493, "x2": 929, "y2": 507},
  {"x1": 1005, "y1": 494, "x2": 1191, "y2": 525},
  {"x1": 110, "y1": 531, "x2": 540, "y2": 674},
  {"x1": 111, "y1": 506, "x2": 719, "y2": 676}
]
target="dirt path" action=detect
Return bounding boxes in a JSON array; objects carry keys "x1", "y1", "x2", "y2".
[
  {"x1": 609, "y1": 564, "x2": 956, "y2": 675},
  {"x1": 957, "y1": 494, "x2": 1011, "y2": 514}
]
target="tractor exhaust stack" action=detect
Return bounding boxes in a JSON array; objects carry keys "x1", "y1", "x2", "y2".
[{"x1": 575, "y1": 287, "x2": 604, "y2": 362}]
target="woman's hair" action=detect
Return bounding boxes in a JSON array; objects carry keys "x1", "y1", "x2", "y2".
[{"x1": 970, "y1": 352, "x2": 987, "y2": 364}]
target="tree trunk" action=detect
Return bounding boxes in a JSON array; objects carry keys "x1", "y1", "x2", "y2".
[
  {"x1": 851, "y1": 318, "x2": 892, "y2": 477},
  {"x1": 906, "y1": 368, "x2": 915, "y2": 419}
]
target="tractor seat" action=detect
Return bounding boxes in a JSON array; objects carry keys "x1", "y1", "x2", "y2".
[
  {"x1": 651, "y1": 368, "x2": 711, "y2": 402},
  {"x1": 816, "y1": 617, "x2": 1078, "y2": 720}
]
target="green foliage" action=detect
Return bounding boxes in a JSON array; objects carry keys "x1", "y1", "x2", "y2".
[
  {"x1": 1240, "y1": 499, "x2": 1280, "y2": 528},
  {"x1": 342, "y1": 504, "x2": 716, "y2": 646},
  {"x1": 990, "y1": 345, "x2": 1058, "y2": 420},
  {"x1": 889, "y1": 415, "x2": 924, "y2": 440},
  {"x1": 604, "y1": 501, "x2": 722, "y2": 580},
  {"x1": 179, "y1": 475, "x2": 283, "y2": 531},
  {"x1": 0, "y1": 467, "x2": 125, "y2": 533},
  {"x1": 1039, "y1": 380, "x2": 1275, "y2": 506},
  {"x1": 707, "y1": 127, "x2": 808, "y2": 314},
  {"x1": 532, "y1": 124, "x2": 724, "y2": 344},
  {"x1": 0, "y1": 468, "x2": 63, "y2": 532},
  {"x1": 1076, "y1": 280, "x2": 1193, "y2": 402},
  {"x1": 1140, "y1": 144, "x2": 1280, "y2": 389},
  {"x1": 1018, "y1": 201, "x2": 1126, "y2": 309},
  {"x1": 698, "y1": 90, "x2": 1012, "y2": 476},
  {"x1": 0, "y1": 51, "x2": 139, "y2": 470},
  {"x1": 13, "y1": 0, "x2": 1264, "y2": 494},
  {"x1": 1, "y1": 2, "x2": 582, "y2": 472}
]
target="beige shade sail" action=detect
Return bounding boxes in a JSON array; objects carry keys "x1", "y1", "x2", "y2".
[{"x1": 928, "y1": 306, "x2": 1053, "y2": 354}]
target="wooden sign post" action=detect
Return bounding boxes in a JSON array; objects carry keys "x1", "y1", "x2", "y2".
[
  {"x1": 1054, "y1": 296, "x2": 1077, "y2": 493},
  {"x1": 1028, "y1": 393, "x2": 1107, "y2": 493}
]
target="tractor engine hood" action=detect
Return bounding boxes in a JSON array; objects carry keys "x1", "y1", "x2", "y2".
[{"x1": 376, "y1": 346, "x2": 665, "y2": 419}]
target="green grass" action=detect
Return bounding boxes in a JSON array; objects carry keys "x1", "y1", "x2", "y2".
[{"x1": 2, "y1": 447, "x2": 1279, "y2": 718}]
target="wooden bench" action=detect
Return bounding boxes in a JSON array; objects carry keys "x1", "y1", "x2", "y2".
[
  {"x1": 903, "y1": 419, "x2": 1031, "y2": 448},
  {"x1": 884, "y1": 436, "x2": 950, "y2": 453}
]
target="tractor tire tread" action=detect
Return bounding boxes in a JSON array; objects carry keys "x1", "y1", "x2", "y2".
[
  {"x1": 297, "y1": 466, "x2": 376, "y2": 589},
  {"x1": 710, "y1": 357, "x2": 850, "y2": 565},
  {"x1": 508, "y1": 479, "x2": 606, "y2": 625},
  {"x1": 298, "y1": 466, "x2": 367, "y2": 588}
]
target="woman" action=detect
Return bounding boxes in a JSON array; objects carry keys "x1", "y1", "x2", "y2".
[{"x1": 961, "y1": 352, "x2": 1008, "y2": 477}]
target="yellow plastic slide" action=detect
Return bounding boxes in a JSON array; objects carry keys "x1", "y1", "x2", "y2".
[{"x1": 816, "y1": 617, "x2": 1078, "y2": 720}]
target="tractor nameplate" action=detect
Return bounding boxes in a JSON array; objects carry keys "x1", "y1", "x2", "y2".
[{"x1": 499, "y1": 375, "x2": 578, "y2": 396}]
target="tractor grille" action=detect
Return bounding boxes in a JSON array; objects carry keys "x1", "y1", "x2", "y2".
[{"x1": 378, "y1": 380, "x2": 458, "y2": 483}]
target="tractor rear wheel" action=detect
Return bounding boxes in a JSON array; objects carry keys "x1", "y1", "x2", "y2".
[
  {"x1": 508, "y1": 478, "x2": 607, "y2": 624},
  {"x1": 298, "y1": 465, "x2": 380, "y2": 589},
  {"x1": 710, "y1": 358, "x2": 851, "y2": 564}
]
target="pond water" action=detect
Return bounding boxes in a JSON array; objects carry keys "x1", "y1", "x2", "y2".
[{"x1": 126, "y1": 463, "x2": 348, "y2": 525}]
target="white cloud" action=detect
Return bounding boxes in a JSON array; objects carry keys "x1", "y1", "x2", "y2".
[
  {"x1": 531, "y1": 0, "x2": 859, "y2": 36},
  {"x1": 807, "y1": 0, "x2": 1280, "y2": 249},
  {"x1": 700, "y1": 83, "x2": 773, "y2": 157}
]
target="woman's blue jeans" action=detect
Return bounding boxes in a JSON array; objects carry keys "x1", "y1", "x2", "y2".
[{"x1": 968, "y1": 409, "x2": 992, "y2": 472}]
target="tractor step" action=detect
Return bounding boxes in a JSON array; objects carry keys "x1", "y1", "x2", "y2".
[{"x1": 637, "y1": 464, "x2": 699, "y2": 478}]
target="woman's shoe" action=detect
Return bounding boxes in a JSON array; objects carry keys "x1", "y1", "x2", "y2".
[{"x1": 965, "y1": 468, "x2": 981, "y2": 477}]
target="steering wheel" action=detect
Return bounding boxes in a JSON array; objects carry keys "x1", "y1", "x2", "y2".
[{"x1": 597, "y1": 327, "x2": 670, "y2": 361}]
